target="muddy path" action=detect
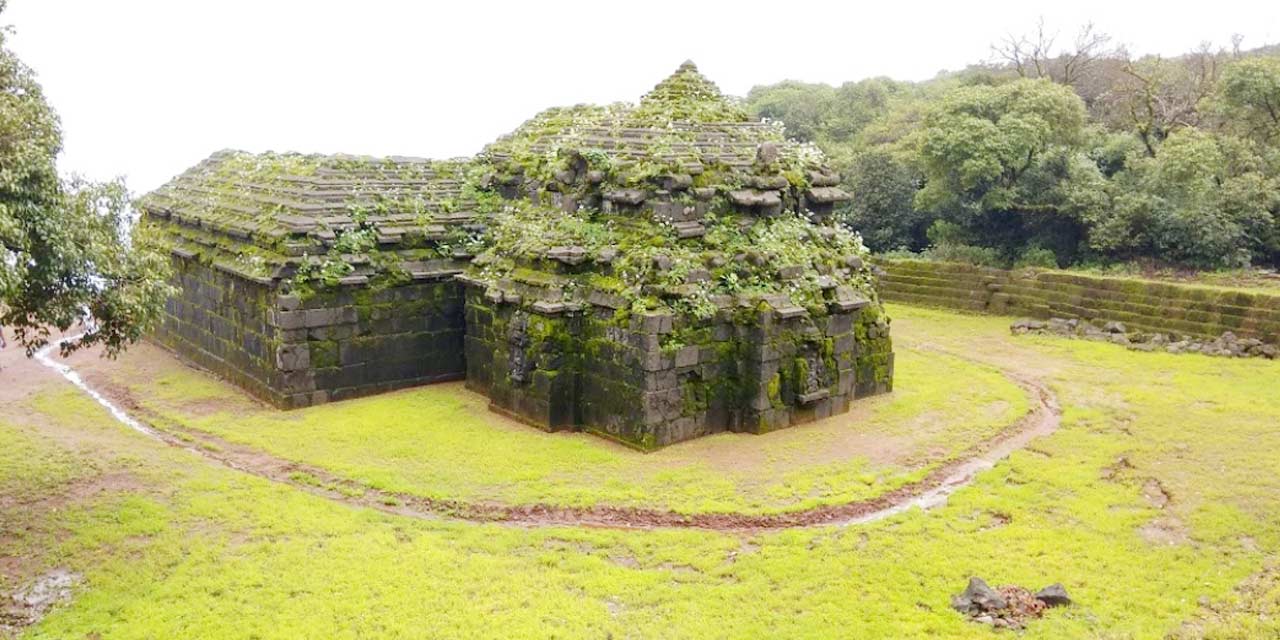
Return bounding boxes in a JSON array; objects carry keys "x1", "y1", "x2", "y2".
[{"x1": 30, "y1": 335, "x2": 1062, "y2": 532}]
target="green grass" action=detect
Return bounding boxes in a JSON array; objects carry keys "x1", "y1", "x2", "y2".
[
  {"x1": 0, "y1": 420, "x2": 94, "y2": 503},
  {"x1": 2, "y1": 303, "x2": 1279, "y2": 638},
  {"x1": 97, "y1": 343, "x2": 1027, "y2": 515}
]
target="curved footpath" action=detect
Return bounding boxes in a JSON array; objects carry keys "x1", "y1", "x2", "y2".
[{"x1": 34, "y1": 335, "x2": 1061, "y2": 531}]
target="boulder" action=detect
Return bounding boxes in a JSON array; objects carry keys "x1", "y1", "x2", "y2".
[
  {"x1": 1034, "y1": 584, "x2": 1072, "y2": 607},
  {"x1": 951, "y1": 577, "x2": 1007, "y2": 615},
  {"x1": 1103, "y1": 321, "x2": 1127, "y2": 334},
  {"x1": 1010, "y1": 319, "x2": 1047, "y2": 335}
]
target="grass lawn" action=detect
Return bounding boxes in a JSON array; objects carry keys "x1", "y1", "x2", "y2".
[
  {"x1": 2, "y1": 304, "x2": 1278, "y2": 638},
  {"x1": 71, "y1": 339, "x2": 1028, "y2": 516}
]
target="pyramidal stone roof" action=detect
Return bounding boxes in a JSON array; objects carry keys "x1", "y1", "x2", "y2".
[
  {"x1": 138, "y1": 151, "x2": 482, "y2": 282},
  {"x1": 480, "y1": 61, "x2": 839, "y2": 187},
  {"x1": 464, "y1": 62, "x2": 870, "y2": 323},
  {"x1": 631, "y1": 60, "x2": 752, "y2": 123}
]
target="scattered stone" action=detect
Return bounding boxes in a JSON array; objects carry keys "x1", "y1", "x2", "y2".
[
  {"x1": 546, "y1": 246, "x2": 588, "y2": 266},
  {"x1": 1011, "y1": 317, "x2": 1279, "y2": 360},
  {"x1": 806, "y1": 169, "x2": 841, "y2": 187},
  {"x1": 685, "y1": 269, "x2": 711, "y2": 284},
  {"x1": 672, "y1": 221, "x2": 706, "y2": 239},
  {"x1": 1103, "y1": 321, "x2": 1127, "y2": 334},
  {"x1": 661, "y1": 174, "x2": 693, "y2": 191},
  {"x1": 692, "y1": 187, "x2": 716, "y2": 200},
  {"x1": 952, "y1": 577, "x2": 1063, "y2": 630},
  {"x1": 804, "y1": 186, "x2": 851, "y2": 204},
  {"x1": 747, "y1": 174, "x2": 789, "y2": 190},
  {"x1": 1010, "y1": 319, "x2": 1047, "y2": 334}
]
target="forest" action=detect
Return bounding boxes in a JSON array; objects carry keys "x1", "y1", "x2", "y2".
[{"x1": 745, "y1": 23, "x2": 1280, "y2": 272}]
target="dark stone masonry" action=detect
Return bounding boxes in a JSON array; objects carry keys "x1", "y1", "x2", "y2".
[{"x1": 140, "y1": 62, "x2": 894, "y2": 449}]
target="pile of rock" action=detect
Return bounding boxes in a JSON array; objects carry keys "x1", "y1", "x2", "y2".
[
  {"x1": 1011, "y1": 318, "x2": 1279, "y2": 360},
  {"x1": 951, "y1": 577, "x2": 1071, "y2": 629}
]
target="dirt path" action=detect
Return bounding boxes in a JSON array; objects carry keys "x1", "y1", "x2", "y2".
[{"x1": 27, "y1": 334, "x2": 1062, "y2": 532}]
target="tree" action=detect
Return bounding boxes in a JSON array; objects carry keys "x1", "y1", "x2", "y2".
[
  {"x1": 915, "y1": 79, "x2": 1089, "y2": 210},
  {"x1": 745, "y1": 81, "x2": 835, "y2": 143},
  {"x1": 991, "y1": 19, "x2": 1114, "y2": 88},
  {"x1": 1093, "y1": 47, "x2": 1225, "y2": 157},
  {"x1": 1086, "y1": 129, "x2": 1278, "y2": 268},
  {"x1": 1216, "y1": 56, "x2": 1280, "y2": 144},
  {"x1": 914, "y1": 79, "x2": 1100, "y2": 263},
  {"x1": 0, "y1": 3, "x2": 172, "y2": 356},
  {"x1": 838, "y1": 150, "x2": 927, "y2": 251}
]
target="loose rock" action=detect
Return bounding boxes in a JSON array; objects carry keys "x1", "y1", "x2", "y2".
[
  {"x1": 951, "y1": 577, "x2": 1064, "y2": 630},
  {"x1": 1034, "y1": 583, "x2": 1072, "y2": 607},
  {"x1": 1011, "y1": 317, "x2": 1278, "y2": 360}
]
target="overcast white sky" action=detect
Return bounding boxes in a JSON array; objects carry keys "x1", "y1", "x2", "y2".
[{"x1": 7, "y1": 0, "x2": 1279, "y2": 193}]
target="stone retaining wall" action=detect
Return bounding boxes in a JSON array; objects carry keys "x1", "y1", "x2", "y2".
[{"x1": 879, "y1": 259, "x2": 1280, "y2": 343}]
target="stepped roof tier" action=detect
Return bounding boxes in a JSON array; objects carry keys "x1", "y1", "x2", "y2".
[
  {"x1": 480, "y1": 61, "x2": 850, "y2": 213},
  {"x1": 138, "y1": 150, "x2": 484, "y2": 288},
  {"x1": 464, "y1": 61, "x2": 871, "y2": 323}
]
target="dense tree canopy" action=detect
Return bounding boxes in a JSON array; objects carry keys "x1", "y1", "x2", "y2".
[
  {"x1": 746, "y1": 26, "x2": 1280, "y2": 271},
  {"x1": 1217, "y1": 56, "x2": 1280, "y2": 144},
  {"x1": 0, "y1": 2, "x2": 171, "y2": 356}
]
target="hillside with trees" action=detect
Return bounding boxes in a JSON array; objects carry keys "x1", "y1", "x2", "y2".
[{"x1": 745, "y1": 23, "x2": 1280, "y2": 272}]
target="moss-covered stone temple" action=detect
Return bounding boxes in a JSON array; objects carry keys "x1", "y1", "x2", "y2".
[{"x1": 139, "y1": 62, "x2": 894, "y2": 450}]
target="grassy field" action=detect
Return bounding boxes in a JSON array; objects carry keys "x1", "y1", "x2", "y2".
[
  {"x1": 3, "y1": 304, "x2": 1279, "y2": 638},
  {"x1": 72, "y1": 341, "x2": 1028, "y2": 516}
]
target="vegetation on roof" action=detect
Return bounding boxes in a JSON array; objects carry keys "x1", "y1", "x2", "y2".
[
  {"x1": 479, "y1": 62, "x2": 828, "y2": 192},
  {"x1": 470, "y1": 205, "x2": 876, "y2": 319},
  {"x1": 143, "y1": 62, "x2": 872, "y2": 315},
  {"x1": 139, "y1": 150, "x2": 489, "y2": 295},
  {"x1": 630, "y1": 60, "x2": 752, "y2": 124},
  {"x1": 463, "y1": 62, "x2": 873, "y2": 319}
]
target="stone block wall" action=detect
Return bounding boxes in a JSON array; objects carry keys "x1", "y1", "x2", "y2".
[
  {"x1": 154, "y1": 257, "x2": 467, "y2": 408},
  {"x1": 463, "y1": 287, "x2": 579, "y2": 429},
  {"x1": 462, "y1": 283, "x2": 894, "y2": 450},
  {"x1": 879, "y1": 259, "x2": 1280, "y2": 342},
  {"x1": 270, "y1": 278, "x2": 466, "y2": 407},
  {"x1": 152, "y1": 257, "x2": 281, "y2": 403}
]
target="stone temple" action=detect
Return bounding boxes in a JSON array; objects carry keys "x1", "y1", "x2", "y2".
[{"x1": 139, "y1": 62, "x2": 894, "y2": 450}]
